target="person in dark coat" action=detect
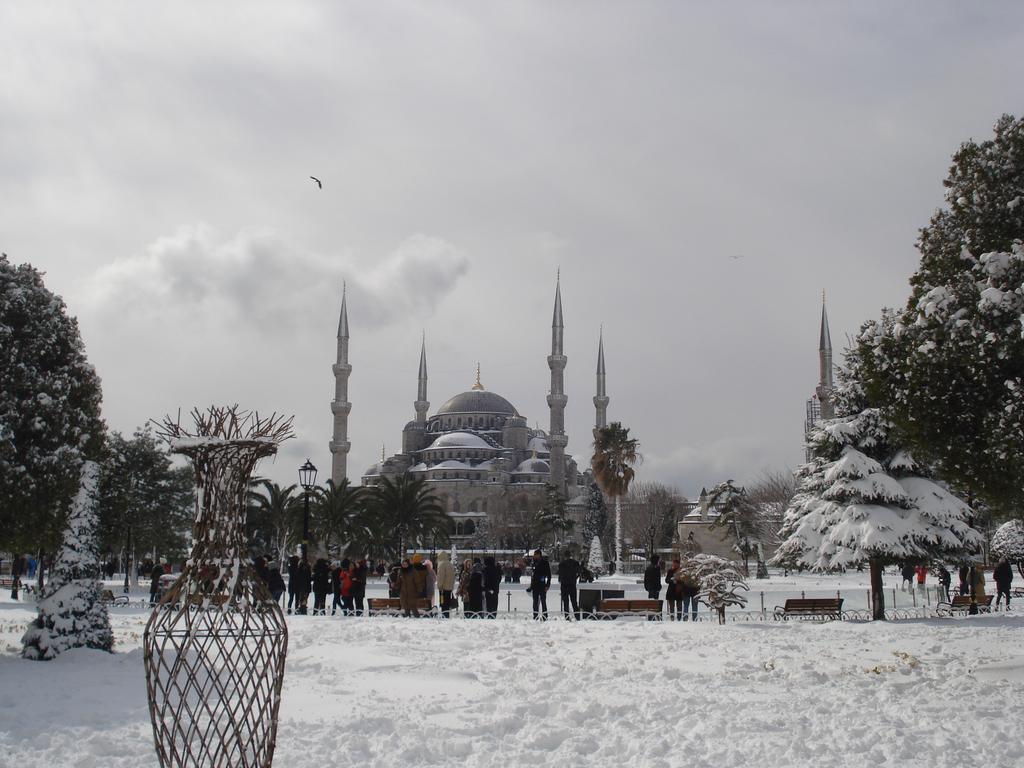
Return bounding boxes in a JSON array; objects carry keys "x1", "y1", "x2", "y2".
[
  {"x1": 900, "y1": 563, "x2": 915, "y2": 591},
  {"x1": 352, "y1": 558, "x2": 368, "y2": 616},
  {"x1": 993, "y1": 558, "x2": 1013, "y2": 609},
  {"x1": 312, "y1": 558, "x2": 331, "y2": 615},
  {"x1": 643, "y1": 554, "x2": 662, "y2": 621},
  {"x1": 149, "y1": 560, "x2": 166, "y2": 605},
  {"x1": 529, "y1": 549, "x2": 551, "y2": 620},
  {"x1": 267, "y1": 564, "x2": 286, "y2": 606},
  {"x1": 295, "y1": 558, "x2": 312, "y2": 614},
  {"x1": 482, "y1": 556, "x2": 501, "y2": 618},
  {"x1": 665, "y1": 557, "x2": 683, "y2": 621},
  {"x1": 467, "y1": 558, "x2": 485, "y2": 617},
  {"x1": 936, "y1": 564, "x2": 951, "y2": 602},
  {"x1": 557, "y1": 551, "x2": 581, "y2": 621},
  {"x1": 330, "y1": 562, "x2": 344, "y2": 615},
  {"x1": 679, "y1": 562, "x2": 701, "y2": 621},
  {"x1": 287, "y1": 555, "x2": 300, "y2": 614}
]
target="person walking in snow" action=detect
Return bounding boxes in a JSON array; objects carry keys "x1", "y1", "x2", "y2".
[
  {"x1": 294, "y1": 558, "x2": 312, "y2": 615},
  {"x1": 665, "y1": 557, "x2": 684, "y2": 621},
  {"x1": 914, "y1": 565, "x2": 927, "y2": 591},
  {"x1": 679, "y1": 561, "x2": 701, "y2": 621},
  {"x1": 398, "y1": 559, "x2": 421, "y2": 617},
  {"x1": 312, "y1": 558, "x2": 331, "y2": 615},
  {"x1": 970, "y1": 564, "x2": 987, "y2": 600},
  {"x1": 286, "y1": 555, "x2": 300, "y2": 614},
  {"x1": 330, "y1": 561, "x2": 344, "y2": 615},
  {"x1": 993, "y1": 558, "x2": 1013, "y2": 610},
  {"x1": 436, "y1": 552, "x2": 456, "y2": 617},
  {"x1": 900, "y1": 563, "x2": 915, "y2": 591},
  {"x1": 149, "y1": 559, "x2": 166, "y2": 605},
  {"x1": 352, "y1": 558, "x2": 368, "y2": 616},
  {"x1": 483, "y1": 555, "x2": 501, "y2": 618},
  {"x1": 643, "y1": 554, "x2": 663, "y2": 621},
  {"x1": 468, "y1": 558, "x2": 485, "y2": 617},
  {"x1": 936, "y1": 564, "x2": 951, "y2": 602},
  {"x1": 957, "y1": 564, "x2": 970, "y2": 597},
  {"x1": 424, "y1": 557, "x2": 437, "y2": 613},
  {"x1": 339, "y1": 559, "x2": 356, "y2": 615},
  {"x1": 529, "y1": 549, "x2": 551, "y2": 620},
  {"x1": 267, "y1": 563, "x2": 286, "y2": 606},
  {"x1": 557, "y1": 550, "x2": 581, "y2": 621}
]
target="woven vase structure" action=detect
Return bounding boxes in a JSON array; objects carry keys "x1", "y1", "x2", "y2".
[{"x1": 144, "y1": 408, "x2": 293, "y2": 768}]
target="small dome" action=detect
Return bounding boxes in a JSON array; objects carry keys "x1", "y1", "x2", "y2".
[
  {"x1": 434, "y1": 459, "x2": 471, "y2": 470},
  {"x1": 514, "y1": 458, "x2": 550, "y2": 474},
  {"x1": 429, "y1": 431, "x2": 493, "y2": 449},
  {"x1": 363, "y1": 463, "x2": 381, "y2": 476},
  {"x1": 436, "y1": 390, "x2": 518, "y2": 416},
  {"x1": 527, "y1": 436, "x2": 549, "y2": 453}
]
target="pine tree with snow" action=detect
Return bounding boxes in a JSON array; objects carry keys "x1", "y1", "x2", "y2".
[
  {"x1": 866, "y1": 115, "x2": 1024, "y2": 512},
  {"x1": 773, "y1": 335, "x2": 984, "y2": 619},
  {"x1": 708, "y1": 480, "x2": 760, "y2": 576},
  {"x1": 990, "y1": 519, "x2": 1024, "y2": 576},
  {"x1": 587, "y1": 535, "x2": 604, "y2": 578},
  {"x1": 22, "y1": 461, "x2": 113, "y2": 660},
  {"x1": 0, "y1": 254, "x2": 105, "y2": 554},
  {"x1": 582, "y1": 480, "x2": 608, "y2": 554}
]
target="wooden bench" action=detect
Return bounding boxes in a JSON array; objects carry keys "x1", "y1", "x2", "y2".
[
  {"x1": 774, "y1": 598, "x2": 843, "y2": 620},
  {"x1": 101, "y1": 589, "x2": 130, "y2": 606},
  {"x1": 367, "y1": 597, "x2": 432, "y2": 616},
  {"x1": 598, "y1": 598, "x2": 664, "y2": 619},
  {"x1": 0, "y1": 576, "x2": 14, "y2": 590},
  {"x1": 937, "y1": 594, "x2": 993, "y2": 615}
]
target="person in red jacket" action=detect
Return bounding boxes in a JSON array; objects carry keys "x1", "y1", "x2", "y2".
[
  {"x1": 339, "y1": 559, "x2": 355, "y2": 616},
  {"x1": 915, "y1": 565, "x2": 927, "y2": 591}
]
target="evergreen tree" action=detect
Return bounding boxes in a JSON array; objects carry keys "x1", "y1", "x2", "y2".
[
  {"x1": 587, "y1": 535, "x2": 605, "y2": 577},
  {"x1": 0, "y1": 254, "x2": 105, "y2": 554},
  {"x1": 533, "y1": 484, "x2": 574, "y2": 548},
  {"x1": 582, "y1": 480, "x2": 608, "y2": 554},
  {"x1": 773, "y1": 335, "x2": 983, "y2": 619},
  {"x1": 869, "y1": 115, "x2": 1024, "y2": 512},
  {"x1": 311, "y1": 478, "x2": 367, "y2": 558},
  {"x1": 370, "y1": 475, "x2": 449, "y2": 558},
  {"x1": 22, "y1": 461, "x2": 113, "y2": 659},
  {"x1": 990, "y1": 519, "x2": 1024, "y2": 577},
  {"x1": 708, "y1": 480, "x2": 761, "y2": 576},
  {"x1": 97, "y1": 428, "x2": 193, "y2": 581}
]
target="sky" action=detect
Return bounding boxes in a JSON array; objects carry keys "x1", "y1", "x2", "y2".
[{"x1": 3, "y1": 2, "x2": 1023, "y2": 499}]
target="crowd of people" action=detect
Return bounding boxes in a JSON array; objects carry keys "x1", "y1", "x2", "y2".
[{"x1": 897, "y1": 560, "x2": 1015, "y2": 609}]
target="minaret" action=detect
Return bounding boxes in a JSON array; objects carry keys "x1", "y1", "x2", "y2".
[
  {"x1": 415, "y1": 333, "x2": 429, "y2": 425},
  {"x1": 593, "y1": 326, "x2": 609, "y2": 434},
  {"x1": 547, "y1": 272, "x2": 568, "y2": 493},
  {"x1": 816, "y1": 292, "x2": 835, "y2": 420},
  {"x1": 330, "y1": 283, "x2": 352, "y2": 484}
]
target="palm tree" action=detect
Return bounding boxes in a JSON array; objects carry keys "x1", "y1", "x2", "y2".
[
  {"x1": 311, "y1": 478, "x2": 367, "y2": 558},
  {"x1": 247, "y1": 479, "x2": 300, "y2": 568},
  {"x1": 371, "y1": 475, "x2": 449, "y2": 558},
  {"x1": 592, "y1": 422, "x2": 641, "y2": 575}
]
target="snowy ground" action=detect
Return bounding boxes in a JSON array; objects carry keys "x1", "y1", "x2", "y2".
[{"x1": 2, "y1": 570, "x2": 1022, "y2": 767}]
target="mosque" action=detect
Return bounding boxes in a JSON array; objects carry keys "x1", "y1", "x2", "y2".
[{"x1": 328, "y1": 276, "x2": 606, "y2": 548}]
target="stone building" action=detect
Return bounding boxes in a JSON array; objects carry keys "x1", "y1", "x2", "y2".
[{"x1": 330, "y1": 275, "x2": 610, "y2": 548}]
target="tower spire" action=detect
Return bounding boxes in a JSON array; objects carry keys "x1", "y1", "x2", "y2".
[
  {"x1": 415, "y1": 332, "x2": 429, "y2": 424},
  {"x1": 594, "y1": 326, "x2": 609, "y2": 432},
  {"x1": 547, "y1": 272, "x2": 568, "y2": 493},
  {"x1": 816, "y1": 292, "x2": 835, "y2": 419},
  {"x1": 330, "y1": 283, "x2": 352, "y2": 484},
  {"x1": 472, "y1": 362, "x2": 484, "y2": 390}
]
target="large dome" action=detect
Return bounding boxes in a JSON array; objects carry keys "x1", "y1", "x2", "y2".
[
  {"x1": 436, "y1": 390, "x2": 518, "y2": 416},
  {"x1": 429, "y1": 431, "x2": 493, "y2": 449}
]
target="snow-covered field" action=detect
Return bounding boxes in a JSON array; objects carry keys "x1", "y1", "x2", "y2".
[{"x1": 2, "y1": 571, "x2": 1022, "y2": 768}]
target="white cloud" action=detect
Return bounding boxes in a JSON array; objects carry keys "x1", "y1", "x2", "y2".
[{"x1": 83, "y1": 226, "x2": 469, "y2": 333}]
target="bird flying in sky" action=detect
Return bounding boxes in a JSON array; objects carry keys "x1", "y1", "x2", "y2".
[{"x1": 309, "y1": 176, "x2": 322, "y2": 189}]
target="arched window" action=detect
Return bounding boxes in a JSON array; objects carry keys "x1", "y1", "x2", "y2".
[
  {"x1": 452, "y1": 499, "x2": 461, "y2": 513},
  {"x1": 464, "y1": 519, "x2": 476, "y2": 535}
]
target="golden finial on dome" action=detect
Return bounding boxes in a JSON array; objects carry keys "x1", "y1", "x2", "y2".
[{"x1": 472, "y1": 362, "x2": 484, "y2": 390}]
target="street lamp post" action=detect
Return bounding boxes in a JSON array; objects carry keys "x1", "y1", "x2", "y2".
[
  {"x1": 298, "y1": 460, "x2": 318, "y2": 564},
  {"x1": 298, "y1": 459, "x2": 317, "y2": 615}
]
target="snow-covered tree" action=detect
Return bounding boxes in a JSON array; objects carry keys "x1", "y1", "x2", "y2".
[
  {"x1": 687, "y1": 554, "x2": 748, "y2": 624},
  {"x1": 22, "y1": 461, "x2": 113, "y2": 660},
  {"x1": 582, "y1": 480, "x2": 608, "y2": 554},
  {"x1": 990, "y1": 519, "x2": 1024, "y2": 577},
  {"x1": 587, "y1": 535, "x2": 604, "y2": 577},
  {"x1": 708, "y1": 480, "x2": 761, "y2": 576},
  {"x1": 773, "y1": 336, "x2": 984, "y2": 619},
  {"x1": 0, "y1": 254, "x2": 105, "y2": 554},
  {"x1": 867, "y1": 115, "x2": 1024, "y2": 512}
]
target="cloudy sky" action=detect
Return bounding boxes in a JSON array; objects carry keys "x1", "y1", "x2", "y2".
[{"x1": 3, "y1": 3, "x2": 1022, "y2": 498}]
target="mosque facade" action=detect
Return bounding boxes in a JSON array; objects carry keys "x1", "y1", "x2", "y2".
[{"x1": 329, "y1": 277, "x2": 607, "y2": 548}]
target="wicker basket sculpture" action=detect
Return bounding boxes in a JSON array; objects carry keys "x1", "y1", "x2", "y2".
[{"x1": 144, "y1": 407, "x2": 293, "y2": 768}]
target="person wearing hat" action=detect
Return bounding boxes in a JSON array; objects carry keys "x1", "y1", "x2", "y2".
[
  {"x1": 529, "y1": 549, "x2": 551, "y2": 620},
  {"x1": 436, "y1": 552, "x2": 456, "y2": 617},
  {"x1": 149, "y1": 558, "x2": 166, "y2": 605},
  {"x1": 401, "y1": 554, "x2": 428, "y2": 617}
]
